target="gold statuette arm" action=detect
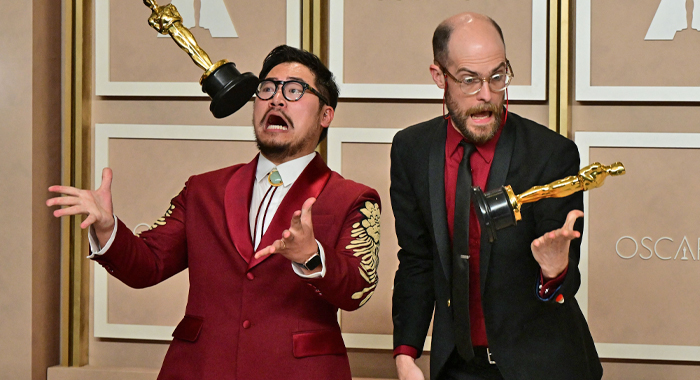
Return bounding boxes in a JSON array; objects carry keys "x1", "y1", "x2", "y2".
[
  {"x1": 144, "y1": 0, "x2": 214, "y2": 71},
  {"x1": 516, "y1": 162, "x2": 626, "y2": 205}
]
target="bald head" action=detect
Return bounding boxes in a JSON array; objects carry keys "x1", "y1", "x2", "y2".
[{"x1": 432, "y1": 12, "x2": 505, "y2": 66}]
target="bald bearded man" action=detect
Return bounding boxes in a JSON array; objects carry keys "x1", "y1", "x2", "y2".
[{"x1": 390, "y1": 13, "x2": 602, "y2": 380}]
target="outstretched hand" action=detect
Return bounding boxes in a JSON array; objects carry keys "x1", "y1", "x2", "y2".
[
  {"x1": 46, "y1": 167, "x2": 115, "y2": 245},
  {"x1": 254, "y1": 197, "x2": 320, "y2": 268},
  {"x1": 531, "y1": 209, "x2": 583, "y2": 279}
]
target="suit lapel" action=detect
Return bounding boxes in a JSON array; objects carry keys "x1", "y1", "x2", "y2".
[
  {"x1": 479, "y1": 115, "x2": 515, "y2": 292},
  {"x1": 224, "y1": 156, "x2": 258, "y2": 264},
  {"x1": 428, "y1": 118, "x2": 453, "y2": 284},
  {"x1": 248, "y1": 154, "x2": 332, "y2": 270}
]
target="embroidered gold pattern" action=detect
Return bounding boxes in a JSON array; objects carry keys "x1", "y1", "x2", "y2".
[
  {"x1": 346, "y1": 201, "x2": 380, "y2": 306},
  {"x1": 148, "y1": 204, "x2": 176, "y2": 231}
]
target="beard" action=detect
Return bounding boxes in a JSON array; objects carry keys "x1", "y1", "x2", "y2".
[
  {"x1": 445, "y1": 91, "x2": 504, "y2": 145},
  {"x1": 253, "y1": 110, "x2": 319, "y2": 162}
]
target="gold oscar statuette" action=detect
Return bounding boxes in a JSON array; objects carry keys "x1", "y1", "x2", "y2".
[
  {"x1": 143, "y1": 0, "x2": 259, "y2": 118},
  {"x1": 472, "y1": 162, "x2": 626, "y2": 242}
]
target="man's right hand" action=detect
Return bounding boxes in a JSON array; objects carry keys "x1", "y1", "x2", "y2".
[
  {"x1": 46, "y1": 167, "x2": 115, "y2": 246},
  {"x1": 396, "y1": 354, "x2": 425, "y2": 380}
]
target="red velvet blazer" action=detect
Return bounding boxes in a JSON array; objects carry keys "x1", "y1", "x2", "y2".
[{"x1": 93, "y1": 154, "x2": 381, "y2": 380}]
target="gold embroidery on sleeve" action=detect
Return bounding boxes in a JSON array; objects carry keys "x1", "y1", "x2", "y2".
[
  {"x1": 346, "y1": 201, "x2": 381, "y2": 306},
  {"x1": 148, "y1": 204, "x2": 176, "y2": 231}
]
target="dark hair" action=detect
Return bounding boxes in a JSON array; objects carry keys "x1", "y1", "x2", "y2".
[
  {"x1": 432, "y1": 16, "x2": 506, "y2": 65},
  {"x1": 258, "y1": 45, "x2": 339, "y2": 144}
]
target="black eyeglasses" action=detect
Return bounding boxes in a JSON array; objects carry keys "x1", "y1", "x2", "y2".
[
  {"x1": 439, "y1": 60, "x2": 514, "y2": 96},
  {"x1": 256, "y1": 79, "x2": 329, "y2": 105}
]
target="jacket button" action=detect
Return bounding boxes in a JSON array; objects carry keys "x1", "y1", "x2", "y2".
[
  {"x1": 447, "y1": 299, "x2": 451, "y2": 307},
  {"x1": 243, "y1": 320, "x2": 251, "y2": 329},
  {"x1": 246, "y1": 272, "x2": 254, "y2": 280}
]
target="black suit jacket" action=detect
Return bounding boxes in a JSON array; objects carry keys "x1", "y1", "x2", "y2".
[{"x1": 391, "y1": 113, "x2": 602, "y2": 380}]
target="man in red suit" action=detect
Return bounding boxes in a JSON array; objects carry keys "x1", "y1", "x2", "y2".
[{"x1": 47, "y1": 45, "x2": 381, "y2": 380}]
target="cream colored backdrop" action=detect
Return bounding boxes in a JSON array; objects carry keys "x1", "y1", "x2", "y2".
[
  {"x1": 50, "y1": 1, "x2": 549, "y2": 379},
  {"x1": 23, "y1": 0, "x2": 700, "y2": 380},
  {"x1": 0, "y1": 0, "x2": 62, "y2": 379},
  {"x1": 573, "y1": 0, "x2": 700, "y2": 378}
]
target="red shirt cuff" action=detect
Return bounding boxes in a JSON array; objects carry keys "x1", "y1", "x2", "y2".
[
  {"x1": 538, "y1": 266, "x2": 568, "y2": 298},
  {"x1": 393, "y1": 345, "x2": 419, "y2": 359}
]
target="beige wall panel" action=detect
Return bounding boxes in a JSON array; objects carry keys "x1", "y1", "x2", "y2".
[
  {"x1": 32, "y1": 0, "x2": 63, "y2": 375},
  {"x1": 572, "y1": 104, "x2": 700, "y2": 134},
  {"x1": 590, "y1": 0, "x2": 700, "y2": 87},
  {"x1": 105, "y1": 138, "x2": 258, "y2": 326},
  {"x1": 89, "y1": 329, "x2": 169, "y2": 369},
  {"x1": 0, "y1": 0, "x2": 36, "y2": 378},
  {"x1": 573, "y1": 2, "x2": 700, "y2": 372},
  {"x1": 601, "y1": 360, "x2": 700, "y2": 380},
  {"x1": 341, "y1": 0, "x2": 533, "y2": 86},
  {"x1": 93, "y1": 99, "x2": 255, "y2": 127},
  {"x1": 587, "y1": 147, "x2": 700, "y2": 346},
  {"x1": 109, "y1": 0, "x2": 287, "y2": 83},
  {"x1": 48, "y1": 366, "x2": 158, "y2": 380},
  {"x1": 334, "y1": 102, "x2": 550, "y2": 130},
  {"x1": 339, "y1": 143, "x2": 396, "y2": 335}
]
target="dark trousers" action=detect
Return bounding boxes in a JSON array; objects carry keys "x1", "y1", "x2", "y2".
[{"x1": 437, "y1": 348, "x2": 504, "y2": 380}]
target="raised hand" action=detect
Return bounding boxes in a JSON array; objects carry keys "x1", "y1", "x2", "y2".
[
  {"x1": 46, "y1": 167, "x2": 115, "y2": 246},
  {"x1": 254, "y1": 197, "x2": 320, "y2": 271},
  {"x1": 531, "y1": 209, "x2": 583, "y2": 279}
]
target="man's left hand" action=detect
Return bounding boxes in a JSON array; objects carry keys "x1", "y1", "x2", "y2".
[
  {"x1": 531, "y1": 210, "x2": 583, "y2": 279},
  {"x1": 254, "y1": 197, "x2": 320, "y2": 271}
]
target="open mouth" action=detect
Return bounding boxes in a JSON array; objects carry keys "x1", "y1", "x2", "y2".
[
  {"x1": 470, "y1": 111, "x2": 493, "y2": 122},
  {"x1": 265, "y1": 114, "x2": 289, "y2": 131}
]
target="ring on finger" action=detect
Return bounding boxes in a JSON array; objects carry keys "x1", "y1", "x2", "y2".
[{"x1": 280, "y1": 240, "x2": 286, "y2": 250}]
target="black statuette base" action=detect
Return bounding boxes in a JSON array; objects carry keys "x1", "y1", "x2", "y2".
[
  {"x1": 201, "y1": 62, "x2": 259, "y2": 119},
  {"x1": 471, "y1": 186, "x2": 518, "y2": 242}
]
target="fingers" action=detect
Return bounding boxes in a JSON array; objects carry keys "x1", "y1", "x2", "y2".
[
  {"x1": 255, "y1": 198, "x2": 317, "y2": 262},
  {"x1": 47, "y1": 185, "x2": 82, "y2": 197},
  {"x1": 289, "y1": 210, "x2": 302, "y2": 229},
  {"x1": 543, "y1": 228, "x2": 579, "y2": 244},
  {"x1": 254, "y1": 238, "x2": 289, "y2": 259},
  {"x1": 563, "y1": 210, "x2": 584, "y2": 231},
  {"x1": 99, "y1": 167, "x2": 113, "y2": 193},
  {"x1": 300, "y1": 197, "x2": 315, "y2": 226},
  {"x1": 52, "y1": 205, "x2": 86, "y2": 218},
  {"x1": 46, "y1": 195, "x2": 81, "y2": 208},
  {"x1": 81, "y1": 213, "x2": 97, "y2": 229},
  {"x1": 290, "y1": 197, "x2": 315, "y2": 231},
  {"x1": 254, "y1": 245, "x2": 275, "y2": 259},
  {"x1": 533, "y1": 225, "x2": 581, "y2": 249}
]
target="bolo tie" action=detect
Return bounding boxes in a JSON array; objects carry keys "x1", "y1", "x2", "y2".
[{"x1": 253, "y1": 168, "x2": 284, "y2": 249}]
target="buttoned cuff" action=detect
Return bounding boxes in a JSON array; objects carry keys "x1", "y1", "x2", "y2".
[
  {"x1": 536, "y1": 266, "x2": 568, "y2": 300},
  {"x1": 87, "y1": 215, "x2": 118, "y2": 259},
  {"x1": 291, "y1": 239, "x2": 326, "y2": 278},
  {"x1": 393, "y1": 345, "x2": 419, "y2": 359}
]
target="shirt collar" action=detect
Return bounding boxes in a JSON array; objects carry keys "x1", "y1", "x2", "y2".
[
  {"x1": 256, "y1": 152, "x2": 317, "y2": 188},
  {"x1": 446, "y1": 116, "x2": 503, "y2": 164}
]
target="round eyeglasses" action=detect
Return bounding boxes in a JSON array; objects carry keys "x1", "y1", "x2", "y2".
[
  {"x1": 256, "y1": 79, "x2": 329, "y2": 105},
  {"x1": 439, "y1": 60, "x2": 514, "y2": 96}
]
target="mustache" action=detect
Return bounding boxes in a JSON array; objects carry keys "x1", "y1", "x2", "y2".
[{"x1": 464, "y1": 103, "x2": 500, "y2": 117}]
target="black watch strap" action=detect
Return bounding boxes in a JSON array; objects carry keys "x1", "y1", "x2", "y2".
[{"x1": 295, "y1": 252, "x2": 321, "y2": 271}]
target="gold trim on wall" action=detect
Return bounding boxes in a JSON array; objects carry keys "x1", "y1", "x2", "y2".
[
  {"x1": 548, "y1": 0, "x2": 559, "y2": 133},
  {"x1": 61, "y1": 0, "x2": 92, "y2": 367},
  {"x1": 548, "y1": 0, "x2": 573, "y2": 138},
  {"x1": 559, "y1": 0, "x2": 572, "y2": 139},
  {"x1": 304, "y1": 0, "x2": 328, "y2": 160}
]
